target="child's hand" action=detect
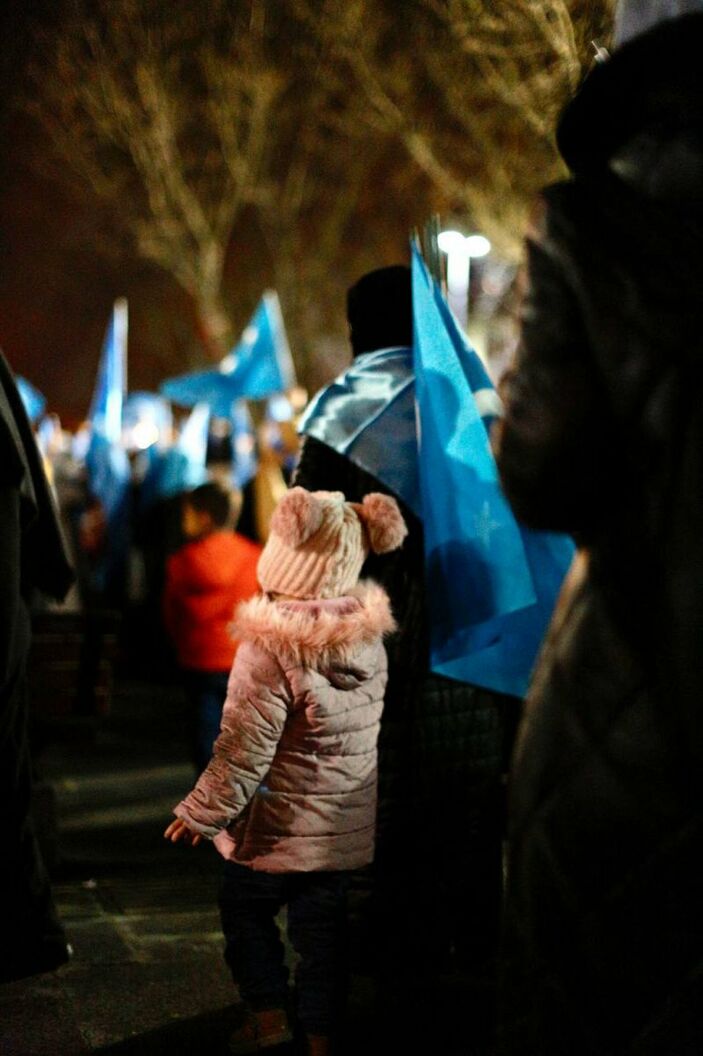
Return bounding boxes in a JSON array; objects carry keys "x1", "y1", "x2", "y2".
[{"x1": 164, "y1": 818, "x2": 203, "y2": 847}]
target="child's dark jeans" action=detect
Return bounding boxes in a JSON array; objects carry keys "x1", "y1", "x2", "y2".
[
  {"x1": 219, "y1": 860, "x2": 349, "y2": 1036},
  {"x1": 182, "y1": 669, "x2": 229, "y2": 773}
]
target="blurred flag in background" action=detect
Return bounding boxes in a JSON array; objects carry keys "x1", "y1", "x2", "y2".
[
  {"x1": 85, "y1": 299, "x2": 131, "y2": 593},
  {"x1": 160, "y1": 291, "x2": 295, "y2": 413},
  {"x1": 17, "y1": 375, "x2": 47, "y2": 424}
]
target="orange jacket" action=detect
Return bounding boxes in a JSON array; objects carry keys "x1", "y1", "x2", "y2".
[{"x1": 163, "y1": 531, "x2": 262, "y2": 672}]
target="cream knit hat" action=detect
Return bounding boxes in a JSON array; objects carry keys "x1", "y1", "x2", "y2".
[{"x1": 258, "y1": 487, "x2": 407, "y2": 599}]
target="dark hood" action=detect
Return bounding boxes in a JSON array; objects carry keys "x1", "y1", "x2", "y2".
[{"x1": 557, "y1": 12, "x2": 703, "y2": 201}]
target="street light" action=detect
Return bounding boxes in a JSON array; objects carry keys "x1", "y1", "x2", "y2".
[
  {"x1": 465, "y1": 234, "x2": 491, "y2": 258},
  {"x1": 438, "y1": 229, "x2": 492, "y2": 331}
]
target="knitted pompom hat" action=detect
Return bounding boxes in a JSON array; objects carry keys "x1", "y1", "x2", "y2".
[{"x1": 258, "y1": 487, "x2": 407, "y2": 599}]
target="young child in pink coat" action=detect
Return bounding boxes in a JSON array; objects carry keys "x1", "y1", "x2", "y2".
[{"x1": 164, "y1": 486, "x2": 406, "y2": 1055}]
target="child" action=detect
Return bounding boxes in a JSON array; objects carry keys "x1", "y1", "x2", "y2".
[
  {"x1": 164, "y1": 486, "x2": 406, "y2": 1054},
  {"x1": 163, "y1": 482, "x2": 262, "y2": 771}
]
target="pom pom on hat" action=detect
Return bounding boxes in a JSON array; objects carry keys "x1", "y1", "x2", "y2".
[
  {"x1": 258, "y1": 486, "x2": 408, "y2": 598},
  {"x1": 269, "y1": 486, "x2": 324, "y2": 546},
  {"x1": 355, "y1": 493, "x2": 408, "y2": 554}
]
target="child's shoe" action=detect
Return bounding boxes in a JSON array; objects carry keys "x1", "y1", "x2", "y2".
[{"x1": 228, "y1": 1007, "x2": 293, "y2": 1053}]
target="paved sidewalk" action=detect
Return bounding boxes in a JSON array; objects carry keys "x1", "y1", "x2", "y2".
[
  {"x1": 1, "y1": 681, "x2": 247, "y2": 1056},
  {"x1": 1, "y1": 678, "x2": 495, "y2": 1056}
]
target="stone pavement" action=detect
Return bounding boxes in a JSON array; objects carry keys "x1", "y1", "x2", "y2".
[
  {"x1": 1, "y1": 679, "x2": 245, "y2": 1056},
  {"x1": 1, "y1": 678, "x2": 494, "y2": 1056}
]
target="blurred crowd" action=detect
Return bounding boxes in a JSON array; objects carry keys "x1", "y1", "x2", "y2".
[{"x1": 3, "y1": 2, "x2": 703, "y2": 1055}]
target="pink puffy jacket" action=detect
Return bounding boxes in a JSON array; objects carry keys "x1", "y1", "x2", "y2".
[{"x1": 174, "y1": 581, "x2": 394, "y2": 872}]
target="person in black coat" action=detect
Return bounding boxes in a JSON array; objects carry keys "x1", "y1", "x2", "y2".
[
  {"x1": 0, "y1": 350, "x2": 74, "y2": 983},
  {"x1": 494, "y1": 7, "x2": 703, "y2": 1053},
  {"x1": 295, "y1": 268, "x2": 518, "y2": 1020}
]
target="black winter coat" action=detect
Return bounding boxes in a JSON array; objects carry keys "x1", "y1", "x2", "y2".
[
  {"x1": 495, "y1": 16, "x2": 703, "y2": 1054},
  {"x1": 0, "y1": 351, "x2": 73, "y2": 982}
]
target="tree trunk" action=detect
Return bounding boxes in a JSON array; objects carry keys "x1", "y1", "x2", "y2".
[
  {"x1": 194, "y1": 290, "x2": 233, "y2": 362},
  {"x1": 192, "y1": 239, "x2": 233, "y2": 360}
]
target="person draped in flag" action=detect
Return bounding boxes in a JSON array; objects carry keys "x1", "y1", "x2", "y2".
[
  {"x1": 493, "y1": 3, "x2": 703, "y2": 1052},
  {"x1": 294, "y1": 265, "x2": 519, "y2": 1035}
]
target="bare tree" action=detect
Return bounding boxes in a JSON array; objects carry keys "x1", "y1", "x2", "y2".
[
  {"x1": 26, "y1": 0, "x2": 284, "y2": 358},
  {"x1": 22, "y1": 0, "x2": 614, "y2": 386},
  {"x1": 247, "y1": 2, "x2": 377, "y2": 378},
  {"x1": 24, "y1": 0, "x2": 405, "y2": 374},
  {"x1": 319, "y1": 0, "x2": 614, "y2": 258}
]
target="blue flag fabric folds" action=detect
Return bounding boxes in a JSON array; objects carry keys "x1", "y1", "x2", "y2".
[
  {"x1": 17, "y1": 376, "x2": 47, "y2": 423},
  {"x1": 160, "y1": 291, "x2": 295, "y2": 414},
  {"x1": 298, "y1": 252, "x2": 573, "y2": 697},
  {"x1": 298, "y1": 347, "x2": 420, "y2": 514},
  {"x1": 412, "y1": 244, "x2": 574, "y2": 697},
  {"x1": 160, "y1": 367, "x2": 237, "y2": 418},
  {"x1": 144, "y1": 402, "x2": 211, "y2": 502},
  {"x1": 223, "y1": 291, "x2": 295, "y2": 400}
]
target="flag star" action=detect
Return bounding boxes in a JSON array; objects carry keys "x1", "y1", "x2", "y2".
[
  {"x1": 243, "y1": 325, "x2": 259, "y2": 344},
  {"x1": 474, "y1": 500, "x2": 501, "y2": 548}
]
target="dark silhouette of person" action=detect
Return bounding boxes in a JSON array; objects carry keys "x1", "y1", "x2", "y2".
[
  {"x1": 494, "y1": 5, "x2": 703, "y2": 1052},
  {"x1": 295, "y1": 267, "x2": 518, "y2": 1038},
  {"x1": 0, "y1": 349, "x2": 74, "y2": 983}
]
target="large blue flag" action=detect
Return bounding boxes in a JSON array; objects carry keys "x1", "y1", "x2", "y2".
[
  {"x1": 412, "y1": 243, "x2": 574, "y2": 697},
  {"x1": 17, "y1": 376, "x2": 47, "y2": 423},
  {"x1": 160, "y1": 291, "x2": 295, "y2": 414}
]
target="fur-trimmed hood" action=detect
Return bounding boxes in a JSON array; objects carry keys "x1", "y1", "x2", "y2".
[{"x1": 231, "y1": 580, "x2": 395, "y2": 667}]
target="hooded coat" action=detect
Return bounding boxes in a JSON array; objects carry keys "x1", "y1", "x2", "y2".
[
  {"x1": 495, "y1": 15, "x2": 703, "y2": 1054},
  {"x1": 163, "y1": 529, "x2": 262, "y2": 671},
  {"x1": 174, "y1": 582, "x2": 395, "y2": 872}
]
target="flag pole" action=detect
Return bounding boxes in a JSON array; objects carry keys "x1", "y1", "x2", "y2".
[{"x1": 114, "y1": 298, "x2": 129, "y2": 400}]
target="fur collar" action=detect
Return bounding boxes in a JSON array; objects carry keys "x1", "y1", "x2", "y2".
[{"x1": 232, "y1": 580, "x2": 395, "y2": 666}]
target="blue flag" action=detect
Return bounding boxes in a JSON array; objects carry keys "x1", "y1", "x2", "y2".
[
  {"x1": 160, "y1": 291, "x2": 295, "y2": 413},
  {"x1": 89, "y1": 299, "x2": 128, "y2": 445},
  {"x1": 86, "y1": 300, "x2": 131, "y2": 590},
  {"x1": 412, "y1": 243, "x2": 574, "y2": 697},
  {"x1": 87, "y1": 298, "x2": 129, "y2": 514},
  {"x1": 146, "y1": 402, "x2": 211, "y2": 500},
  {"x1": 160, "y1": 366, "x2": 237, "y2": 417},
  {"x1": 223, "y1": 291, "x2": 295, "y2": 400},
  {"x1": 17, "y1": 376, "x2": 47, "y2": 423},
  {"x1": 231, "y1": 400, "x2": 258, "y2": 489},
  {"x1": 122, "y1": 391, "x2": 172, "y2": 452}
]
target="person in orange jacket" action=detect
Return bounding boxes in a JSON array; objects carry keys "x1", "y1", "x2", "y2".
[{"x1": 163, "y1": 482, "x2": 262, "y2": 772}]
